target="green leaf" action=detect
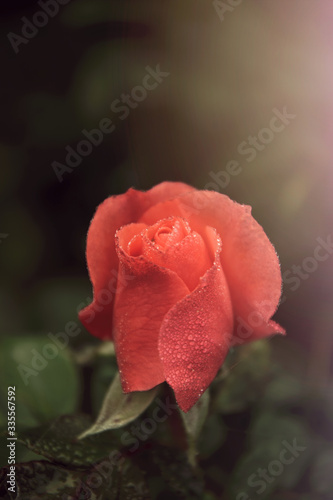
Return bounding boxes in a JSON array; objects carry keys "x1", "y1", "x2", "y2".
[
  {"x1": 79, "y1": 372, "x2": 160, "y2": 438},
  {"x1": 16, "y1": 414, "x2": 120, "y2": 467},
  {"x1": 180, "y1": 390, "x2": 210, "y2": 466},
  {"x1": 249, "y1": 413, "x2": 309, "y2": 449},
  {"x1": 0, "y1": 336, "x2": 80, "y2": 426},
  {"x1": 180, "y1": 390, "x2": 210, "y2": 442},
  {"x1": 61, "y1": 0, "x2": 118, "y2": 28}
]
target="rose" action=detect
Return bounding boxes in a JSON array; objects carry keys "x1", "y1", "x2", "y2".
[{"x1": 79, "y1": 182, "x2": 284, "y2": 412}]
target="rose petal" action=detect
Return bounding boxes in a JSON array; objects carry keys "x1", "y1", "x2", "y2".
[
  {"x1": 159, "y1": 227, "x2": 234, "y2": 412},
  {"x1": 79, "y1": 182, "x2": 194, "y2": 339},
  {"x1": 140, "y1": 190, "x2": 284, "y2": 343},
  {"x1": 141, "y1": 218, "x2": 212, "y2": 291},
  {"x1": 113, "y1": 223, "x2": 190, "y2": 392}
]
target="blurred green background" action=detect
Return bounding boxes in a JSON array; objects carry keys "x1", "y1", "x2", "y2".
[{"x1": 0, "y1": 1, "x2": 332, "y2": 498}]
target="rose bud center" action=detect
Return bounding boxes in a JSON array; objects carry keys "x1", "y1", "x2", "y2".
[{"x1": 127, "y1": 217, "x2": 212, "y2": 291}]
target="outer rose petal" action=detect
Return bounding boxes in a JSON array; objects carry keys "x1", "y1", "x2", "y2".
[
  {"x1": 79, "y1": 182, "x2": 194, "y2": 339},
  {"x1": 113, "y1": 223, "x2": 190, "y2": 392},
  {"x1": 140, "y1": 189, "x2": 285, "y2": 343},
  {"x1": 159, "y1": 227, "x2": 234, "y2": 412}
]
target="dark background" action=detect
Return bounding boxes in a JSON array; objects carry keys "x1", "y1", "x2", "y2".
[{"x1": 0, "y1": 0, "x2": 333, "y2": 497}]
